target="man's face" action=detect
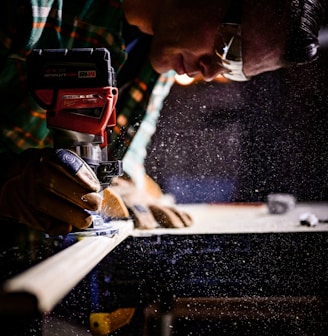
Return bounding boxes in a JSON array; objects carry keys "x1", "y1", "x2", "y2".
[
  {"x1": 149, "y1": 0, "x2": 230, "y2": 81},
  {"x1": 128, "y1": 0, "x2": 289, "y2": 80}
]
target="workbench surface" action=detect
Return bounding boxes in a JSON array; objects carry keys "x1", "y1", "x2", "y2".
[{"x1": 134, "y1": 202, "x2": 328, "y2": 236}]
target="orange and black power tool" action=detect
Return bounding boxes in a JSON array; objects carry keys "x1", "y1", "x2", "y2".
[{"x1": 27, "y1": 48, "x2": 122, "y2": 187}]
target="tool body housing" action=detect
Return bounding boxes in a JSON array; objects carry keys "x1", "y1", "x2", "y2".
[{"x1": 27, "y1": 48, "x2": 122, "y2": 186}]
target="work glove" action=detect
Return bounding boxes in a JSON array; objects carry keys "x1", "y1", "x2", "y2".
[
  {"x1": 0, "y1": 148, "x2": 102, "y2": 234},
  {"x1": 101, "y1": 174, "x2": 193, "y2": 229}
]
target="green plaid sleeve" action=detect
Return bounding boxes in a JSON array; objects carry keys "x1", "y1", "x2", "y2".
[
  {"x1": 0, "y1": 0, "x2": 126, "y2": 154},
  {"x1": 0, "y1": 0, "x2": 172, "y2": 178},
  {"x1": 123, "y1": 70, "x2": 176, "y2": 188}
]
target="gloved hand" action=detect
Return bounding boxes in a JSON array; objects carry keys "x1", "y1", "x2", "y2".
[
  {"x1": 0, "y1": 148, "x2": 102, "y2": 234},
  {"x1": 101, "y1": 175, "x2": 193, "y2": 229}
]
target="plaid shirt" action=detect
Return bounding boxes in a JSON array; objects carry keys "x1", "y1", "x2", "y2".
[{"x1": 0, "y1": 0, "x2": 174, "y2": 177}]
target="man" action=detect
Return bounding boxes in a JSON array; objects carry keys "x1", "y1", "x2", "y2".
[
  {"x1": 0, "y1": 0, "x2": 326, "y2": 234},
  {"x1": 126, "y1": 0, "x2": 326, "y2": 78}
]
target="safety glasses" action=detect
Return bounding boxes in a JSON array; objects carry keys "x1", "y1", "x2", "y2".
[{"x1": 214, "y1": 23, "x2": 249, "y2": 82}]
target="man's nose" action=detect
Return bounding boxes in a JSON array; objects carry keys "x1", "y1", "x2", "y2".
[{"x1": 199, "y1": 55, "x2": 229, "y2": 82}]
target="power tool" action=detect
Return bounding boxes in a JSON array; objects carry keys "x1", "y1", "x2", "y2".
[{"x1": 27, "y1": 48, "x2": 123, "y2": 188}]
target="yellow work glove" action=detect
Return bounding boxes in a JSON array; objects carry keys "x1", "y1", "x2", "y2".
[
  {"x1": 102, "y1": 175, "x2": 193, "y2": 229},
  {"x1": 0, "y1": 148, "x2": 102, "y2": 234}
]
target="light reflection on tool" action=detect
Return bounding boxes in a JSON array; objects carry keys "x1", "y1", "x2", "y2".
[{"x1": 68, "y1": 212, "x2": 122, "y2": 237}]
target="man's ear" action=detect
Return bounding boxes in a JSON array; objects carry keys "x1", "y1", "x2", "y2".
[{"x1": 123, "y1": 0, "x2": 160, "y2": 34}]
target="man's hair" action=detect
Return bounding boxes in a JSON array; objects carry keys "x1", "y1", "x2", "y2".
[{"x1": 285, "y1": 0, "x2": 327, "y2": 64}]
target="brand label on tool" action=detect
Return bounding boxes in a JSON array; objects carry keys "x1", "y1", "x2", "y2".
[{"x1": 78, "y1": 70, "x2": 97, "y2": 78}]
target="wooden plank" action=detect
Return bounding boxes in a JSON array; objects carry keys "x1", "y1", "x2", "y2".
[
  {"x1": 2, "y1": 202, "x2": 327, "y2": 314},
  {"x1": 1, "y1": 220, "x2": 134, "y2": 314}
]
